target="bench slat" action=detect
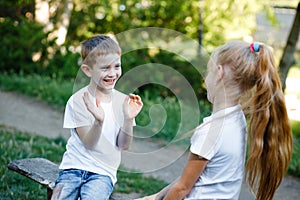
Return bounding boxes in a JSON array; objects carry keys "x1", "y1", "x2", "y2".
[
  {"x1": 7, "y1": 158, "x2": 132, "y2": 200},
  {"x1": 8, "y1": 158, "x2": 59, "y2": 190}
]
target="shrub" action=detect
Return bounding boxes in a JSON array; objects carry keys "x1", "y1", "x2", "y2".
[{"x1": 0, "y1": 18, "x2": 50, "y2": 74}]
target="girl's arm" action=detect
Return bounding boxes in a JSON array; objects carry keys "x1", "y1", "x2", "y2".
[
  {"x1": 154, "y1": 179, "x2": 178, "y2": 200},
  {"x1": 163, "y1": 153, "x2": 208, "y2": 200},
  {"x1": 134, "y1": 181, "x2": 177, "y2": 200},
  {"x1": 135, "y1": 153, "x2": 208, "y2": 200},
  {"x1": 117, "y1": 94, "x2": 143, "y2": 150}
]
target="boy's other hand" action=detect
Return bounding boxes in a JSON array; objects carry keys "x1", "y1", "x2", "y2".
[
  {"x1": 123, "y1": 94, "x2": 143, "y2": 120},
  {"x1": 83, "y1": 92, "x2": 105, "y2": 122}
]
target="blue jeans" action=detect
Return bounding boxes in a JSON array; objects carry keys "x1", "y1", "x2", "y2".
[{"x1": 51, "y1": 169, "x2": 113, "y2": 200}]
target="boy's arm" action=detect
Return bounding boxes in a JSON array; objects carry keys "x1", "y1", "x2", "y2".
[
  {"x1": 117, "y1": 94, "x2": 143, "y2": 150},
  {"x1": 76, "y1": 92, "x2": 105, "y2": 149},
  {"x1": 76, "y1": 120, "x2": 103, "y2": 149},
  {"x1": 117, "y1": 118, "x2": 134, "y2": 150}
]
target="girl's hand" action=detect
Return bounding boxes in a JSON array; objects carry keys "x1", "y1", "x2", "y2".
[
  {"x1": 123, "y1": 94, "x2": 143, "y2": 120},
  {"x1": 134, "y1": 194, "x2": 157, "y2": 200},
  {"x1": 82, "y1": 92, "x2": 104, "y2": 122}
]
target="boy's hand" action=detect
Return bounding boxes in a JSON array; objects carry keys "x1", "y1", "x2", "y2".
[
  {"x1": 123, "y1": 94, "x2": 143, "y2": 120},
  {"x1": 83, "y1": 92, "x2": 104, "y2": 122}
]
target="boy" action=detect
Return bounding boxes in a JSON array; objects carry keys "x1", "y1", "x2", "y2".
[{"x1": 51, "y1": 34, "x2": 143, "y2": 200}]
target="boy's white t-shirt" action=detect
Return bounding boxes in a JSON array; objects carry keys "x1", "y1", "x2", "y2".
[
  {"x1": 59, "y1": 86, "x2": 131, "y2": 185},
  {"x1": 186, "y1": 104, "x2": 247, "y2": 200}
]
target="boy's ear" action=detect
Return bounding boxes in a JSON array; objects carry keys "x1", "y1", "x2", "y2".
[{"x1": 81, "y1": 64, "x2": 92, "y2": 77}]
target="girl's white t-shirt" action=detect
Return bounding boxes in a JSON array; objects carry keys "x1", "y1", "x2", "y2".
[
  {"x1": 59, "y1": 86, "x2": 130, "y2": 185},
  {"x1": 186, "y1": 104, "x2": 247, "y2": 200}
]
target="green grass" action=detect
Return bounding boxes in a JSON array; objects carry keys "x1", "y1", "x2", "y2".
[
  {"x1": 0, "y1": 126, "x2": 166, "y2": 199},
  {"x1": 0, "y1": 72, "x2": 74, "y2": 110},
  {"x1": 0, "y1": 126, "x2": 66, "y2": 199},
  {"x1": 289, "y1": 121, "x2": 300, "y2": 176},
  {"x1": 289, "y1": 137, "x2": 300, "y2": 177},
  {"x1": 115, "y1": 169, "x2": 166, "y2": 195},
  {"x1": 291, "y1": 120, "x2": 300, "y2": 138}
]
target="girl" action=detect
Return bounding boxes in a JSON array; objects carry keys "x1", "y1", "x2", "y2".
[{"x1": 136, "y1": 40, "x2": 293, "y2": 200}]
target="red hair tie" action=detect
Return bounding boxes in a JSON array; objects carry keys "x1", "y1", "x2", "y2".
[{"x1": 250, "y1": 42, "x2": 260, "y2": 52}]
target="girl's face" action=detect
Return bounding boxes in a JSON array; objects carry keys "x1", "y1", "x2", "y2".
[
  {"x1": 89, "y1": 53, "x2": 122, "y2": 92},
  {"x1": 205, "y1": 58, "x2": 218, "y2": 103}
]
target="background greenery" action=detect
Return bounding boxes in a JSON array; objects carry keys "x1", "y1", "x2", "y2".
[{"x1": 0, "y1": 0, "x2": 300, "y2": 198}]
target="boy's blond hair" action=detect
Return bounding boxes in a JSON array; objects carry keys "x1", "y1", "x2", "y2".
[{"x1": 81, "y1": 34, "x2": 121, "y2": 67}]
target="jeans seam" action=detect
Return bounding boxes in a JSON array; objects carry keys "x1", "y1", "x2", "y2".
[{"x1": 81, "y1": 170, "x2": 88, "y2": 183}]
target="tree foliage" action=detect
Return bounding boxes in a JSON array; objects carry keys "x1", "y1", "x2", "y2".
[
  {"x1": 63, "y1": 0, "x2": 261, "y2": 51},
  {"x1": 0, "y1": 0, "x2": 34, "y2": 20},
  {"x1": 65, "y1": 0, "x2": 200, "y2": 45},
  {"x1": 0, "y1": 17, "x2": 51, "y2": 74},
  {"x1": 2, "y1": 0, "x2": 295, "y2": 99}
]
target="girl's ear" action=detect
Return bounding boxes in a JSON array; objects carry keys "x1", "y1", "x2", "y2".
[
  {"x1": 217, "y1": 64, "x2": 224, "y2": 81},
  {"x1": 81, "y1": 64, "x2": 92, "y2": 77}
]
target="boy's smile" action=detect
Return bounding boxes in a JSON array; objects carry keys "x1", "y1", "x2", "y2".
[{"x1": 103, "y1": 77, "x2": 117, "y2": 85}]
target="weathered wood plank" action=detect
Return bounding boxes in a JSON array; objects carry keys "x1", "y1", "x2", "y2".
[
  {"x1": 7, "y1": 158, "x2": 132, "y2": 200},
  {"x1": 7, "y1": 158, "x2": 59, "y2": 190}
]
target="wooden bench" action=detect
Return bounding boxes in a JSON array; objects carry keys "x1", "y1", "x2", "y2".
[{"x1": 7, "y1": 158, "x2": 132, "y2": 200}]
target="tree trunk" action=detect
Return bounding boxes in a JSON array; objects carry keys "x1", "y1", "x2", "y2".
[
  {"x1": 50, "y1": 0, "x2": 74, "y2": 45},
  {"x1": 279, "y1": 2, "x2": 300, "y2": 91},
  {"x1": 198, "y1": 0, "x2": 204, "y2": 52},
  {"x1": 35, "y1": 0, "x2": 50, "y2": 25}
]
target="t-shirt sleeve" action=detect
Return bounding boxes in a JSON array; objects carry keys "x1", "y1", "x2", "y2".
[
  {"x1": 133, "y1": 118, "x2": 136, "y2": 126},
  {"x1": 190, "y1": 126, "x2": 221, "y2": 161},
  {"x1": 63, "y1": 95, "x2": 91, "y2": 129}
]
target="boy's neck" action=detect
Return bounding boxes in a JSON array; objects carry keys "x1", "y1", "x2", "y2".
[{"x1": 88, "y1": 85, "x2": 113, "y2": 103}]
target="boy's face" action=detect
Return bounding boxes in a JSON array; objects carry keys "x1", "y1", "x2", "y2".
[{"x1": 88, "y1": 53, "x2": 121, "y2": 91}]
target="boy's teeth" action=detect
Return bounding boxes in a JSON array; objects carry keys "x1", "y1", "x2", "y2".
[{"x1": 105, "y1": 79, "x2": 114, "y2": 83}]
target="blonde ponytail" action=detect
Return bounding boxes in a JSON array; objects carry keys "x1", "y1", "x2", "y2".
[{"x1": 246, "y1": 44, "x2": 293, "y2": 200}]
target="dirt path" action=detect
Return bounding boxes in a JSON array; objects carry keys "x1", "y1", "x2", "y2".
[{"x1": 1, "y1": 90, "x2": 300, "y2": 200}]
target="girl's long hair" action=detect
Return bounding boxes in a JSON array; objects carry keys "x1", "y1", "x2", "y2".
[{"x1": 214, "y1": 40, "x2": 293, "y2": 200}]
